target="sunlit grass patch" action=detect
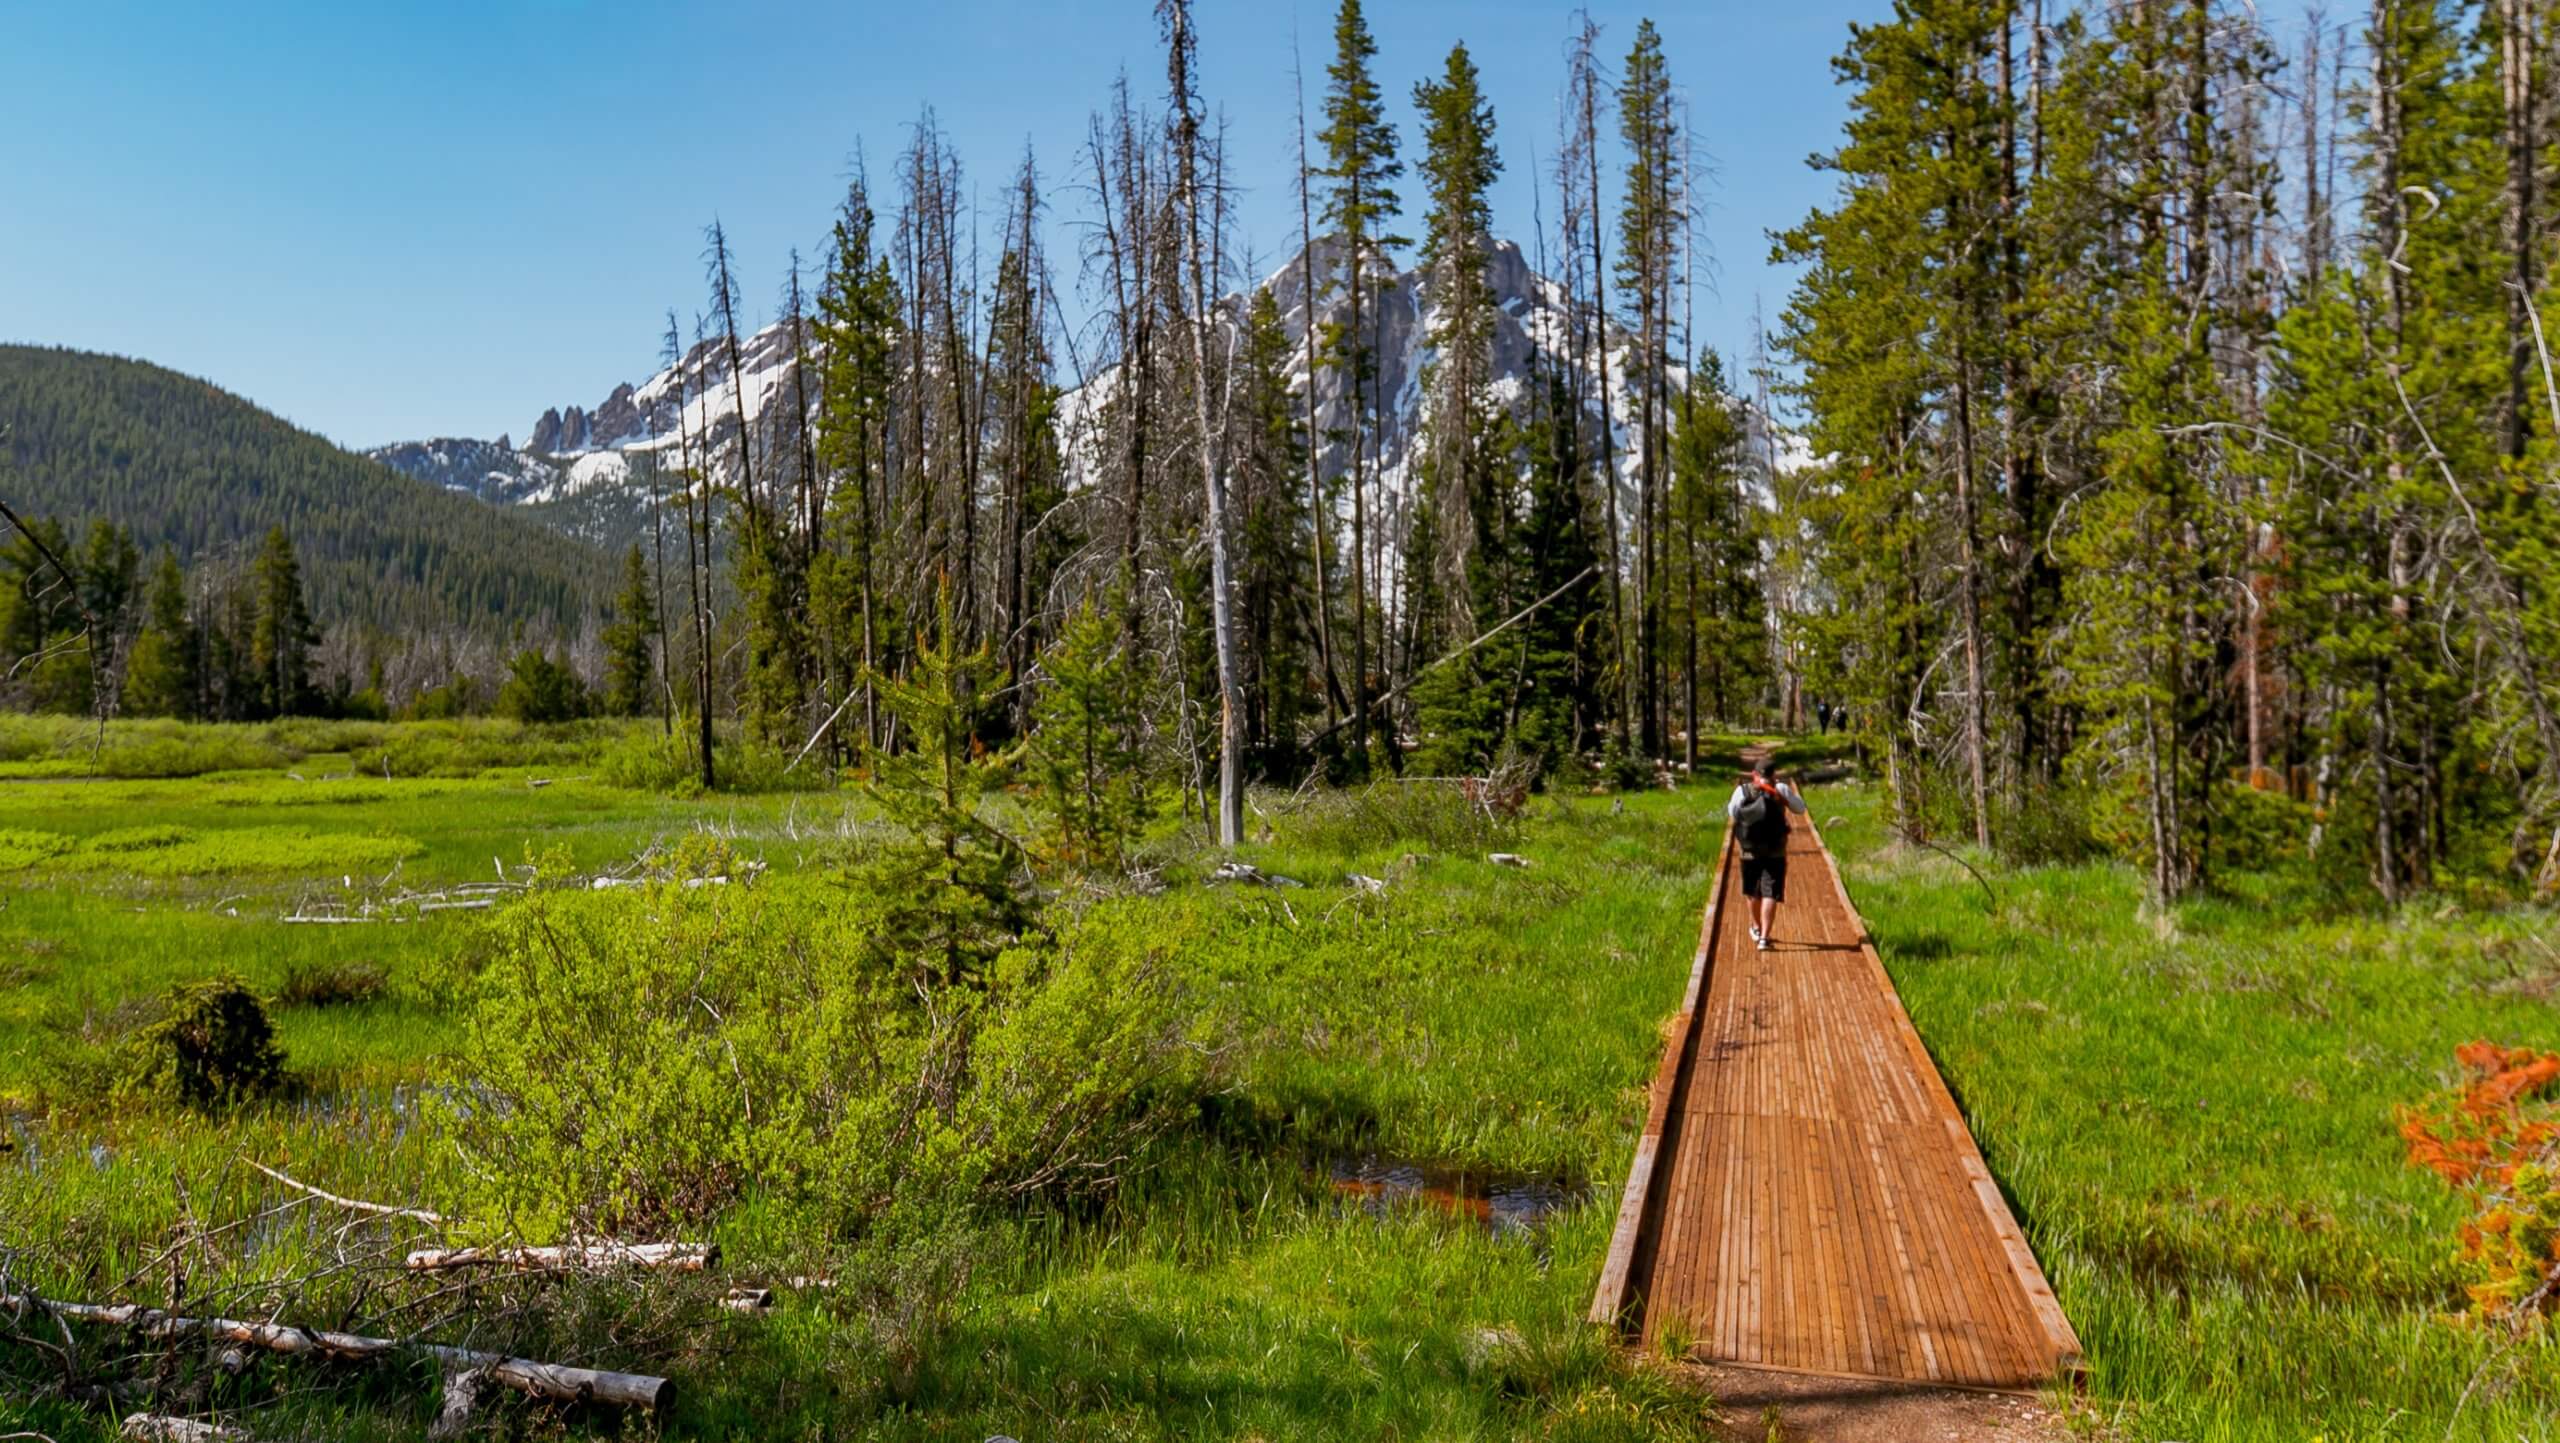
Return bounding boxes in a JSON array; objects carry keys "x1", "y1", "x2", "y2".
[{"x1": 0, "y1": 827, "x2": 74, "y2": 868}]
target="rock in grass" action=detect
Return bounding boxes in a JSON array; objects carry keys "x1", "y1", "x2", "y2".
[
  {"x1": 1463, "y1": 1324, "x2": 1525, "y2": 1377},
  {"x1": 1348, "y1": 873, "x2": 1387, "y2": 895},
  {"x1": 1488, "y1": 852, "x2": 1532, "y2": 868}
]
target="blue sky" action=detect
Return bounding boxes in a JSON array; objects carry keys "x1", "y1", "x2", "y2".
[{"x1": 5, "y1": 0, "x2": 1871, "y2": 448}]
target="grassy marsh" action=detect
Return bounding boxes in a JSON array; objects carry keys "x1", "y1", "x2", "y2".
[{"x1": 0, "y1": 722, "x2": 2552, "y2": 1440}]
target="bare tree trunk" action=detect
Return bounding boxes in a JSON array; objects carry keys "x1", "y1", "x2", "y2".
[
  {"x1": 1295, "y1": 49, "x2": 1346, "y2": 728},
  {"x1": 1949, "y1": 339, "x2": 1994, "y2": 851},
  {"x1": 1578, "y1": 23, "x2": 1633, "y2": 748},
  {"x1": 2507, "y1": 0, "x2": 2539, "y2": 460},
  {"x1": 650, "y1": 320, "x2": 679, "y2": 737},
  {"x1": 674, "y1": 314, "x2": 716, "y2": 791},
  {"x1": 1163, "y1": 0, "x2": 1245, "y2": 846},
  {"x1": 707, "y1": 220, "x2": 760, "y2": 534}
]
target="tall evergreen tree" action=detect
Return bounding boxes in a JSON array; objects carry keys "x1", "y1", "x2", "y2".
[
  {"x1": 248, "y1": 525, "x2": 315, "y2": 719},
  {"x1": 1617, "y1": 18, "x2": 1682, "y2": 759},
  {"x1": 601, "y1": 545, "x2": 659, "y2": 719},
  {"x1": 122, "y1": 552, "x2": 199, "y2": 719},
  {"x1": 1317, "y1": 0, "x2": 1404, "y2": 765}
]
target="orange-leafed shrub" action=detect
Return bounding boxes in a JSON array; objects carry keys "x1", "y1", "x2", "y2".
[{"x1": 2402, "y1": 1040, "x2": 2560, "y2": 1329}]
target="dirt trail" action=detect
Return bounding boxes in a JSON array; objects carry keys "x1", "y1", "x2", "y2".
[{"x1": 1694, "y1": 1363, "x2": 2070, "y2": 1442}]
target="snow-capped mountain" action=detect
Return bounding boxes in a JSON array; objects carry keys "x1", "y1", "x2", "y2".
[{"x1": 368, "y1": 236, "x2": 1806, "y2": 547}]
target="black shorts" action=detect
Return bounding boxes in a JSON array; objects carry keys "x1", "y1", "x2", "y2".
[{"x1": 1740, "y1": 854, "x2": 1787, "y2": 902}]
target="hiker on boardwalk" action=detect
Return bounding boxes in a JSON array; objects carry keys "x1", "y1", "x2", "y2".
[{"x1": 1726, "y1": 759, "x2": 1807, "y2": 951}]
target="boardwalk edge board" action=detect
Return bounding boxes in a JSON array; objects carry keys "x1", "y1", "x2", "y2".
[
  {"x1": 1588, "y1": 828, "x2": 1734, "y2": 1327},
  {"x1": 1804, "y1": 814, "x2": 2084, "y2": 1375}
]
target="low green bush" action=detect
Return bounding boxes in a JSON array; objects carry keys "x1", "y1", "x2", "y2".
[
  {"x1": 441, "y1": 880, "x2": 1193, "y2": 1244},
  {"x1": 123, "y1": 978, "x2": 292, "y2": 1109}
]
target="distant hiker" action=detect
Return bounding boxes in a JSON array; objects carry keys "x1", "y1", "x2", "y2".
[
  {"x1": 1814, "y1": 700, "x2": 1831, "y2": 734},
  {"x1": 1727, "y1": 760, "x2": 1807, "y2": 952}
]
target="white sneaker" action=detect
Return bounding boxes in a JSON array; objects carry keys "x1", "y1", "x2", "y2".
[{"x1": 1748, "y1": 924, "x2": 1764, "y2": 947}]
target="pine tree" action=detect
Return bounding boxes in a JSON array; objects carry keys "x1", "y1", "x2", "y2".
[
  {"x1": 1668, "y1": 350, "x2": 1765, "y2": 728},
  {"x1": 853, "y1": 587, "x2": 1029, "y2": 989},
  {"x1": 1617, "y1": 18, "x2": 1682, "y2": 759},
  {"x1": 1412, "y1": 40, "x2": 1505, "y2": 654},
  {"x1": 812, "y1": 173, "x2": 904, "y2": 757},
  {"x1": 1233, "y1": 286, "x2": 1318, "y2": 775},
  {"x1": 1317, "y1": 0, "x2": 1404, "y2": 765},
  {"x1": 122, "y1": 553, "x2": 199, "y2": 719},
  {"x1": 601, "y1": 545, "x2": 659, "y2": 719},
  {"x1": 1030, "y1": 602, "x2": 1152, "y2": 867},
  {"x1": 248, "y1": 525, "x2": 315, "y2": 719}
]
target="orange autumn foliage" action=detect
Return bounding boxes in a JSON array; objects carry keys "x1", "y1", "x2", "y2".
[{"x1": 2401, "y1": 1040, "x2": 2560, "y2": 1329}]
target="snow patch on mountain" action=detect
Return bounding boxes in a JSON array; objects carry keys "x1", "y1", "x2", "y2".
[{"x1": 369, "y1": 236, "x2": 1810, "y2": 543}]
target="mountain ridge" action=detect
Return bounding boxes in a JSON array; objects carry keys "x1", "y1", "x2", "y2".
[
  {"x1": 0, "y1": 345, "x2": 616, "y2": 630},
  {"x1": 366, "y1": 238, "x2": 1807, "y2": 550}
]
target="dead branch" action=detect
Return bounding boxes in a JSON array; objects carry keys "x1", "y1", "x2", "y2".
[
  {"x1": 244, "y1": 1161, "x2": 449, "y2": 1227},
  {"x1": 6, "y1": 1294, "x2": 668, "y2": 1411}
]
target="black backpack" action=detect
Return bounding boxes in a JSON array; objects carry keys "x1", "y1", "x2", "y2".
[{"x1": 1734, "y1": 783, "x2": 1789, "y2": 857}]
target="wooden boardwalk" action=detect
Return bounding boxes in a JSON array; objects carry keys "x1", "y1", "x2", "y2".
[{"x1": 1590, "y1": 813, "x2": 2080, "y2": 1391}]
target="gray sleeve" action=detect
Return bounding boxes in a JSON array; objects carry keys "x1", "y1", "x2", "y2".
[{"x1": 1784, "y1": 784, "x2": 1808, "y2": 814}]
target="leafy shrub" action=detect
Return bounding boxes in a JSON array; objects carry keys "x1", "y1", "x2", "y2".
[
  {"x1": 2403, "y1": 1040, "x2": 2560, "y2": 1330},
  {"x1": 344, "y1": 719, "x2": 634, "y2": 777},
  {"x1": 277, "y1": 958, "x2": 389, "y2": 1009},
  {"x1": 125, "y1": 978, "x2": 291, "y2": 1109},
  {"x1": 401, "y1": 677, "x2": 484, "y2": 721},
  {"x1": 2207, "y1": 779, "x2": 2314, "y2": 873},
  {"x1": 441, "y1": 881, "x2": 1189, "y2": 1246},
  {"x1": 1600, "y1": 745, "x2": 1654, "y2": 793}
]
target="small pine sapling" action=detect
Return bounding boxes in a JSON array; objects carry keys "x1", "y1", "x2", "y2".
[
  {"x1": 852, "y1": 586, "x2": 1031, "y2": 987},
  {"x1": 1030, "y1": 602, "x2": 1153, "y2": 868}
]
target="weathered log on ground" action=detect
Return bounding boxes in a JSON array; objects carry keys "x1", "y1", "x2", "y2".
[
  {"x1": 7, "y1": 1295, "x2": 668, "y2": 1411},
  {"x1": 403, "y1": 1241, "x2": 714, "y2": 1273},
  {"x1": 121, "y1": 1416, "x2": 245, "y2": 1443}
]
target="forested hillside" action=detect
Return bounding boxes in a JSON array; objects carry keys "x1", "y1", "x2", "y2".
[{"x1": 0, "y1": 346, "x2": 613, "y2": 630}]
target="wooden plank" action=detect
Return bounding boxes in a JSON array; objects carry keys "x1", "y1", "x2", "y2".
[
  {"x1": 1802, "y1": 814, "x2": 2084, "y2": 1374},
  {"x1": 1602, "y1": 802, "x2": 2074, "y2": 1392},
  {"x1": 1589, "y1": 828, "x2": 1735, "y2": 1327}
]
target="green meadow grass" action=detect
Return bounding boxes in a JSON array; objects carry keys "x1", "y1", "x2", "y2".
[
  {"x1": 0, "y1": 724, "x2": 2552, "y2": 1440},
  {"x1": 1819, "y1": 792, "x2": 2560, "y2": 1441}
]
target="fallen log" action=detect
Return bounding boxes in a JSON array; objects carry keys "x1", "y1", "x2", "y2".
[
  {"x1": 7, "y1": 1295, "x2": 667, "y2": 1411},
  {"x1": 404, "y1": 1241, "x2": 714, "y2": 1274},
  {"x1": 121, "y1": 1417, "x2": 244, "y2": 1443}
]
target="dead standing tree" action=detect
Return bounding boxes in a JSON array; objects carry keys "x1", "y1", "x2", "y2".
[{"x1": 1160, "y1": 0, "x2": 1247, "y2": 847}]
